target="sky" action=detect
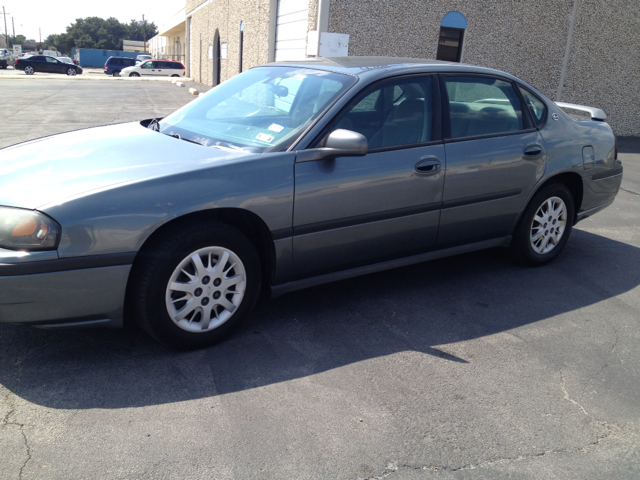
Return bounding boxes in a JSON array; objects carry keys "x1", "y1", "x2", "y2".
[{"x1": 1, "y1": 0, "x2": 182, "y2": 41}]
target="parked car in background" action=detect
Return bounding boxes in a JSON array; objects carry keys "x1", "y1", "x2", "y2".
[
  {"x1": 0, "y1": 48, "x2": 16, "y2": 69},
  {"x1": 136, "y1": 54, "x2": 152, "y2": 64},
  {"x1": 15, "y1": 55, "x2": 83, "y2": 76},
  {"x1": 104, "y1": 56, "x2": 137, "y2": 77},
  {"x1": 121, "y1": 60, "x2": 186, "y2": 78},
  {"x1": 0, "y1": 57, "x2": 622, "y2": 349}
]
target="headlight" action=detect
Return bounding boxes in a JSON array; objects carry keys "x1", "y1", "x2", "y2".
[{"x1": 0, "y1": 206, "x2": 61, "y2": 251}]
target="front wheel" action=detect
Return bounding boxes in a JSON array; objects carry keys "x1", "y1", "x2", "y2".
[
  {"x1": 129, "y1": 221, "x2": 262, "y2": 349},
  {"x1": 24, "y1": 65, "x2": 34, "y2": 75},
  {"x1": 67, "y1": 68, "x2": 77, "y2": 76},
  {"x1": 171, "y1": 74, "x2": 179, "y2": 77},
  {"x1": 511, "y1": 183, "x2": 575, "y2": 266},
  {"x1": 129, "y1": 72, "x2": 140, "y2": 77}
]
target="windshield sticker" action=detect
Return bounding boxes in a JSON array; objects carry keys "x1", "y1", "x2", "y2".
[
  {"x1": 268, "y1": 123, "x2": 285, "y2": 133},
  {"x1": 256, "y1": 133, "x2": 275, "y2": 143}
]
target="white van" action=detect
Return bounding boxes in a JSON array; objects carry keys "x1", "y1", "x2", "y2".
[{"x1": 121, "y1": 59, "x2": 186, "y2": 78}]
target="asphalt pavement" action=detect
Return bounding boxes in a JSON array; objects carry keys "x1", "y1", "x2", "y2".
[{"x1": 0, "y1": 77, "x2": 639, "y2": 480}]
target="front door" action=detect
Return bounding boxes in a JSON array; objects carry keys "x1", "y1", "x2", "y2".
[{"x1": 293, "y1": 76, "x2": 445, "y2": 279}]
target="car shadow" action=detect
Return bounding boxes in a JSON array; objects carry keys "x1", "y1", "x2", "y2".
[{"x1": 0, "y1": 229, "x2": 638, "y2": 409}]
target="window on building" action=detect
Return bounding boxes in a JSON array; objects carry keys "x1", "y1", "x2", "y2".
[{"x1": 436, "y1": 11, "x2": 467, "y2": 63}]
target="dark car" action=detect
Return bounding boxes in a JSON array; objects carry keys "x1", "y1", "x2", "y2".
[
  {"x1": 15, "y1": 55, "x2": 83, "y2": 76},
  {"x1": 104, "y1": 56, "x2": 137, "y2": 77}
]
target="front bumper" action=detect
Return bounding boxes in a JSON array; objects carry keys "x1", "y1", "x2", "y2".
[{"x1": 0, "y1": 253, "x2": 132, "y2": 328}]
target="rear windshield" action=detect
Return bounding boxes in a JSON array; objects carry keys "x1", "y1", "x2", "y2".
[{"x1": 159, "y1": 66, "x2": 356, "y2": 153}]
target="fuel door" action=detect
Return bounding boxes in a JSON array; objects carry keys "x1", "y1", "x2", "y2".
[{"x1": 582, "y1": 146, "x2": 595, "y2": 170}]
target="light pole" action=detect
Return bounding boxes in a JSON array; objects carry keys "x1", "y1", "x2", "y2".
[
  {"x1": 142, "y1": 14, "x2": 146, "y2": 53},
  {"x1": 2, "y1": 6, "x2": 10, "y2": 38}
]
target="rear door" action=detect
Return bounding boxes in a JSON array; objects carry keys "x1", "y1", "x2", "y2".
[
  {"x1": 437, "y1": 74, "x2": 546, "y2": 247},
  {"x1": 292, "y1": 75, "x2": 445, "y2": 279}
]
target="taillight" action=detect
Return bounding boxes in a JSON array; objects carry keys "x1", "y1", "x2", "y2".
[
  {"x1": 614, "y1": 135, "x2": 618, "y2": 160},
  {"x1": 183, "y1": 70, "x2": 185, "y2": 76}
]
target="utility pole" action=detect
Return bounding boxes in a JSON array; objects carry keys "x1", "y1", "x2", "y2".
[
  {"x1": 39, "y1": 27, "x2": 41, "y2": 43},
  {"x1": 2, "y1": 6, "x2": 9, "y2": 38},
  {"x1": 11, "y1": 16, "x2": 14, "y2": 37},
  {"x1": 142, "y1": 14, "x2": 146, "y2": 53}
]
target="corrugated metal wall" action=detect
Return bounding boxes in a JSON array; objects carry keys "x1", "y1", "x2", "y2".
[{"x1": 75, "y1": 49, "x2": 141, "y2": 68}]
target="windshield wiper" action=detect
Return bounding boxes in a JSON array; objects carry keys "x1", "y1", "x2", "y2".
[{"x1": 165, "y1": 133, "x2": 203, "y2": 146}]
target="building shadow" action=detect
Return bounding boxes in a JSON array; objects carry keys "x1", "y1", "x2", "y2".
[{"x1": 0, "y1": 229, "x2": 638, "y2": 409}]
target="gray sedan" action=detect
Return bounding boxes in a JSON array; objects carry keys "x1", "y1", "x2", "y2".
[{"x1": 0, "y1": 57, "x2": 623, "y2": 349}]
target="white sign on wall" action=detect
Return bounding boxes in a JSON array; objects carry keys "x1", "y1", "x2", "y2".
[
  {"x1": 13, "y1": 44, "x2": 22, "y2": 54},
  {"x1": 208, "y1": 45, "x2": 213, "y2": 60},
  {"x1": 221, "y1": 43, "x2": 228, "y2": 59},
  {"x1": 307, "y1": 31, "x2": 349, "y2": 57}
]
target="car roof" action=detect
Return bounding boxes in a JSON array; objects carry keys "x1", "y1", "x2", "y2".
[{"x1": 264, "y1": 56, "x2": 522, "y2": 83}]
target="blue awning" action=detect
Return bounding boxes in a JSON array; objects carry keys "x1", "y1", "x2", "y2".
[{"x1": 441, "y1": 11, "x2": 467, "y2": 29}]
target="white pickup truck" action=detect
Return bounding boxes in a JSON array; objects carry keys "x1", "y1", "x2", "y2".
[{"x1": 0, "y1": 48, "x2": 17, "y2": 69}]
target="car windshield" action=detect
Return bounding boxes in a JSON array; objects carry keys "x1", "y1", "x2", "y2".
[
  {"x1": 59, "y1": 57, "x2": 73, "y2": 64},
  {"x1": 159, "y1": 66, "x2": 356, "y2": 152}
]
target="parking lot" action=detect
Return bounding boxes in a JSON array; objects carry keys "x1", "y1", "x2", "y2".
[{"x1": 0, "y1": 76, "x2": 639, "y2": 479}]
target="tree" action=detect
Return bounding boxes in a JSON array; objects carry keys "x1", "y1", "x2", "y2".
[
  {"x1": 46, "y1": 17, "x2": 159, "y2": 52},
  {"x1": 127, "y1": 19, "x2": 158, "y2": 43},
  {"x1": 6, "y1": 34, "x2": 26, "y2": 47}
]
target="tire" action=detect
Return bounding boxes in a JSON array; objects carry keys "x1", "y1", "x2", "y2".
[
  {"x1": 67, "y1": 68, "x2": 77, "y2": 76},
  {"x1": 112, "y1": 70, "x2": 120, "y2": 77},
  {"x1": 129, "y1": 72, "x2": 140, "y2": 77},
  {"x1": 171, "y1": 74, "x2": 179, "y2": 77},
  {"x1": 129, "y1": 220, "x2": 262, "y2": 349},
  {"x1": 0, "y1": 61, "x2": 6, "y2": 69},
  {"x1": 511, "y1": 183, "x2": 575, "y2": 266},
  {"x1": 24, "y1": 65, "x2": 34, "y2": 75}
]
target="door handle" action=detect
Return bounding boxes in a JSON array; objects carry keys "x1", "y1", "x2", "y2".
[
  {"x1": 415, "y1": 158, "x2": 441, "y2": 174},
  {"x1": 524, "y1": 145, "x2": 543, "y2": 157}
]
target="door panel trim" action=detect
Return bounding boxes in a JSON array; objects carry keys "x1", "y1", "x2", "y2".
[
  {"x1": 272, "y1": 201, "x2": 441, "y2": 240},
  {"x1": 441, "y1": 189, "x2": 522, "y2": 209},
  {"x1": 272, "y1": 190, "x2": 522, "y2": 240}
]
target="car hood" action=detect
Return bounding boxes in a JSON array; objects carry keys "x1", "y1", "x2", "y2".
[{"x1": 0, "y1": 122, "x2": 255, "y2": 210}]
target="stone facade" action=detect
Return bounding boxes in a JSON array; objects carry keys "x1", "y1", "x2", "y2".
[
  {"x1": 186, "y1": 0, "x2": 640, "y2": 135},
  {"x1": 187, "y1": 0, "x2": 273, "y2": 87}
]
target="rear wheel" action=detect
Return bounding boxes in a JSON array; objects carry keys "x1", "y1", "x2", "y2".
[
  {"x1": 129, "y1": 72, "x2": 140, "y2": 77},
  {"x1": 24, "y1": 65, "x2": 34, "y2": 75},
  {"x1": 511, "y1": 183, "x2": 575, "y2": 265},
  {"x1": 112, "y1": 70, "x2": 120, "y2": 77},
  {"x1": 129, "y1": 221, "x2": 262, "y2": 349}
]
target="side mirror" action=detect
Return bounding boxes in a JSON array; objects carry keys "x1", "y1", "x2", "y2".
[{"x1": 296, "y1": 129, "x2": 368, "y2": 163}]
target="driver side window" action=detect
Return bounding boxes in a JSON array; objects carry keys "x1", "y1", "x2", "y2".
[{"x1": 331, "y1": 77, "x2": 433, "y2": 150}]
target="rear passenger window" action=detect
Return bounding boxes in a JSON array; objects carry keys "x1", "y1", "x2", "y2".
[
  {"x1": 518, "y1": 87, "x2": 547, "y2": 127},
  {"x1": 444, "y1": 76, "x2": 524, "y2": 139}
]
